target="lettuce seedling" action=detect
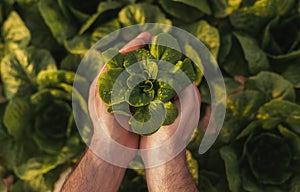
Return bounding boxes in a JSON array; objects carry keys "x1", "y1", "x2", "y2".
[{"x1": 98, "y1": 33, "x2": 198, "y2": 135}]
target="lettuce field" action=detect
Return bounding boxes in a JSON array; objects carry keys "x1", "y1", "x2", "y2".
[{"x1": 0, "y1": 0, "x2": 300, "y2": 191}]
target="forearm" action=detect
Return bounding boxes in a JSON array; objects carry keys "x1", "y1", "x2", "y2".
[
  {"x1": 60, "y1": 149, "x2": 126, "y2": 192},
  {"x1": 145, "y1": 150, "x2": 199, "y2": 192}
]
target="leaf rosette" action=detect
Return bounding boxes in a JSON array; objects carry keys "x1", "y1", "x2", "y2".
[
  {"x1": 98, "y1": 33, "x2": 199, "y2": 135},
  {"x1": 219, "y1": 72, "x2": 300, "y2": 191}
]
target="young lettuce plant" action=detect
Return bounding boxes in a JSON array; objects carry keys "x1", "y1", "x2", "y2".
[{"x1": 98, "y1": 33, "x2": 199, "y2": 135}]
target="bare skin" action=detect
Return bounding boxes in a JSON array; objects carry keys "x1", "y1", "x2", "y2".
[{"x1": 61, "y1": 32, "x2": 200, "y2": 192}]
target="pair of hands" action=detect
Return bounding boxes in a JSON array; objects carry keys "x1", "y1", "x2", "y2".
[{"x1": 88, "y1": 32, "x2": 201, "y2": 168}]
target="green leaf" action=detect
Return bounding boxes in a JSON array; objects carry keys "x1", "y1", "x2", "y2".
[
  {"x1": 108, "y1": 102, "x2": 131, "y2": 117},
  {"x1": 98, "y1": 68, "x2": 124, "y2": 105},
  {"x1": 281, "y1": 62, "x2": 300, "y2": 88},
  {"x1": 230, "y1": 5, "x2": 273, "y2": 35},
  {"x1": 245, "y1": 71, "x2": 295, "y2": 102},
  {"x1": 220, "y1": 145, "x2": 241, "y2": 192},
  {"x1": 1, "y1": 47, "x2": 57, "y2": 99},
  {"x1": 130, "y1": 100, "x2": 166, "y2": 135},
  {"x1": 79, "y1": 1, "x2": 123, "y2": 35},
  {"x1": 257, "y1": 100, "x2": 300, "y2": 129},
  {"x1": 127, "y1": 74, "x2": 146, "y2": 89},
  {"x1": 127, "y1": 84, "x2": 155, "y2": 107},
  {"x1": 234, "y1": 32, "x2": 269, "y2": 74},
  {"x1": 220, "y1": 90, "x2": 265, "y2": 142},
  {"x1": 64, "y1": 35, "x2": 91, "y2": 55},
  {"x1": 14, "y1": 134, "x2": 82, "y2": 180},
  {"x1": 173, "y1": 0, "x2": 212, "y2": 15},
  {"x1": 277, "y1": 125, "x2": 300, "y2": 160},
  {"x1": 174, "y1": 58, "x2": 196, "y2": 82},
  {"x1": 91, "y1": 19, "x2": 121, "y2": 48},
  {"x1": 104, "y1": 51, "x2": 124, "y2": 69},
  {"x1": 16, "y1": 2, "x2": 61, "y2": 55},
  {"x1": 3, "y1": 97, "x2": 32, "y2": 141},
  {"x1": 33, "y1": 100, "x2": 72, "y2": 154},
  {"x1": 183, "y1": 44, "x2": 204, "y2": 86},
  {"x1": 118, "y1": 3, "x2": 171, "y2": 37},
  {"x1": 60, "y1": 54, "x2": 82, "y2": 72},
  {"x1": 37, "y1": 70, "x2": 75, "y2": 88},
  {"x1": 2, "y1": 11, "x2": 30, "y2": 50},
  {"x1": 162, "y1": 101, "x2": 178, "y2": 125},
  {"x1": 38, "y1": 0, "x2": 78, "y2": 44},
  {"x1": 286, "y1": 110, "x2": 300, "y2": 135},
  {"x1": 30, "y1": 89, "x2": 71, "y2": 110},
  {"x1": 124, "y1": 49, "x2": 158, "y2": 79},
  {"x1": 155, "y1": 80, "x2": 176, "y2": 102},
  {"x1": 221, "y1": 36, "x2": 250, "y2": 76},
  {"x1": 185, "y1": 20, "x2": 220, "y2": 58},
  {"x1": 150, "y1": 33, "x2": 182, "y2": 64},
  {"x1": 158, "y1": 0, "x2": 203, "y2": 23}
]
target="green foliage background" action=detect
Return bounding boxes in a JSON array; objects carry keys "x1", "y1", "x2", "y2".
[{"x1": 0, "y1": 0, "x2": 299, "y2": 191}]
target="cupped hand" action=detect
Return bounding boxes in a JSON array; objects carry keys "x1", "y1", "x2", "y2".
[
  {"x1": 88, "y1": 32, "x2": 152, "y2": 166},
  {"x1": 140, "y1": 84, "x2": 201, "y2": 167}
]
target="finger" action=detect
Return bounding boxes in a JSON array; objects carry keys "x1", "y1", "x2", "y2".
[{"x1": 119, "y1": 32, "x2": 152, "y2": 54}]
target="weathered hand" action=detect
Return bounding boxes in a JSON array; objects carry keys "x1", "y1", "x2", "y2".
[
  {"x1": 88, "y1": 32, "x2": 152, "y2": 166},
  {"x1": 140, "y1": 83, "x2": 201, "y2": 167}
]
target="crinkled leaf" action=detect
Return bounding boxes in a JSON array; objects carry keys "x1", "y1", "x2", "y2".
[
  {"x1": 162, "y1": 101, "x2": 178, "y2": 125},
  {"x1": 174, "y1": 58, "x2": 196, "y2": 82},
  {"x1": 158, "y1": 0, "x2": 203, "y2": 23},
  {"x1": 185, "y1": 20, "x2": 220, "y2": 58},
  {"x1": 127, "y1": 85, "x2": 155, "y2": 107},
  {"x1": 124, "y1": 49, "x2": 158, "y2": 79},
  {"x1": 257, "y1": 100, "x2": 300, "y2": 130},
  {"x1": 3, "y1": 97, "x2": 32, "y2": 141},
  {"x1": 220, "y1": 145, "x2": 241, "y2": 192},
  {"x1": 245, "y1": 71, "x2": 295, "y2": 102},
  {"x1": 118, "y1": 3, "x2": 171, "y2": 37},
  {"x1": 0, "y1": 47, "x2": 57, "y2": 99},
  {"x1": 2, "y1": 11, "x2": 30, "y2": 50},
  {"x1": 127, "y1": 74, "x2": 146, "y2": 89},
  {"x1": 98, "y1": 68, "x2": 124, "y2": 105},
  {"x1": 150, "y1": 33, "x2": 182, "y2": 64},
  {"x1": 105, "y1": 52, "x2": 124, "y2": 69},
  {"x1": 37, "y1": 70, "x2": 75, "y2": 88},
  {"x1": 155, "y1": 80, "x2": 176, "y2": 102},
  {"x1": 130, "y1": 100, "x2": 166, "y2": 135},
  {"x1": 234, "y1": 32, "x2": 269, "y2": 74},
  {"x1": 38, "y1": 0, "x2": 78, "y2": 44}
]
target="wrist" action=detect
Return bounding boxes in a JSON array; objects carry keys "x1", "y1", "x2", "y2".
[
  {"x1": 89, "y1": 132, "x2": 138, "y2": 167},
  {"x1": 145, "y1": 150, "x2": 198, "y2": 192}
]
